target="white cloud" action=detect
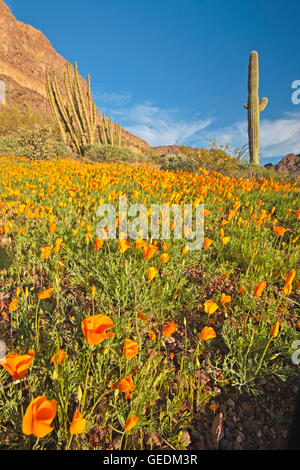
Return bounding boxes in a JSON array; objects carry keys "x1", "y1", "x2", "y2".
[
  {"x1": 202, "y1": 112, "x2": 300, "y2": 158},
  {"x1": 95, "y1": 92, "x2": 212, "y2": 146},
  {"x1": 94, "y1": 88, "x2": 300, "y2": 158}
]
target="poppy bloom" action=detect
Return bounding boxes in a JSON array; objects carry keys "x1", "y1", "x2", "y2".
[
  {"x1": 51, "y1": 349, "x2": 66, "y2": 366},
  {"x1": 54, "y1": 238, "x2": 63, "y2": 252},
  {"x1": 284, "y1": 269, "x2": 296, "y2": 286},
  {"x1": 136, "y1": 238, "x2": 147, "y2": 249},
  {"x1": 124, "y1": 339, "x2": 139, "y2": 360},
  {"x1": 222, "y1": 236, "x2": 230, "y2": 245},
  {"x1": 70, "y1": 409, "x2": 86, "y2": 435},
  {"x1": 238, "y1": 286, "x2": 246, "y2": 294},
  {"x1": 147, "y1": 267, "x2": 158, "y2": 281},
  {"x1": 270, "y1": 321, "x2": 280, "y2": 338},
  {"x1": 143, "y1": 244, "x2": 158, "y2": 261},
  {"x1": 162, "y1": 322, "x2": 177, "y2": 337},
  {"x1": 273, "y1": 226, "x2": 288, "y2": 237},
  {"x1": 49, "y1": 223, "x2": 56, "y2": 234},
  {"x1": 204, "y1": 300, "x2": 219, "y2": 315},
  {"x1": 203, "y1": 238, "x2": 213, "y2": 249},
  {"x1": 8, "y1": 298, "x2": 18, "y2": 312},
  {"x1": 125, "y1": 415, "x2": 139, "y2": 432},
  {"x1": 199, "y1": 326, "x2": 216, "y2": 341},
  {"x1": 81, "y1": 314, "x2": 114, "y2": 346},
  {"x1": 160, "y1": 253, "x2": 169, "y2": 263},
  {"x1": 220, "y1": 293, "x2": 231, "y2": 306},
  {"x1": 137, "y1": 312, "x2": 147, "y2": 322},
  {"x1": 149, "y1": 329, "x2": 157, "y2": 341},
  {"x1": 253, "y1": 281, "x2": 267, "y2": 297},
  {"x1": 1, "y1": 350, "x2": 35, "y2": 380},
  {"x1": 22, "y1": 396, "x2": 57, "y2": 438},
  {"x1": 162, "y1": 242, "x2": 169, "y2": 251},
  {"x1": 118, "y1": 373, "x2": 135, "y2": 398},
  {"x1": 118, "y1": 239, "x2": 131, "y2": 253},
  {"x1": 93, "y1": 238, "x2": 104, "y2": 252},
  {"x1": 91, "y1": 285, "x2": 96, "y2": 298},
  {"x1": 41, "y1": 246, "x2": 52, "y2": 260},
  {"x1": 37, "y1": 288, "x2": 54, "y2": 300},
  {"x1": 181, "y1": 246, "x2": 189, "y2": 254}
]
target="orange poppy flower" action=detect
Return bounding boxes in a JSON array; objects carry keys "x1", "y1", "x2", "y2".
[
  {"x1": 220, "y1": 293, "x2": 231, "y2": 306},
  {"x1": 93, "y1": 238, "x2": 104, "y2": 252},
  {"x1": 91, "y1": 285, "x2": 96, "y2": 298},
  {"x1": 22, "y1": 396, "x2": 57, "y2": 438},
  {"x1": 8, "y1": 298, "x2": 18, "y2": 312},
  {"x1": 199, "y1": 326, "x2": 216, "y2": 341},
  {"x1": 49, "y1": 223, "x2": 56, "y2": 234},
  {"x1": 41, "y1": 246, "x2": 52, "y2": 260},
  {"x1": 81, "y1": 314, "x2": 114, "y2": 346},
  {"x1": 203, "y1": 238, "x2": 213, "y2": 249},
  {"x1": 54, "y1": 238, "x2": 63, "y2": 252},
  {"x1": 181, "y1": 245, "x2": 189, "y2": 254},
  {"x1": 160, "y1": 253, "x2": 170, "y2": 263},
  {"x1": 162, "y1": 242, "x2": 169, "y2": 251},
  {"x1": 136, "y1": 238, "x2": 147, "y2": 249},
  {"x1": 70, "y1": 409, "x2": 86, "y2": 435},
  {"x1": 162, "y1": 321, "x2": 177, "y2": 337},
  {"x1": 51, "y1": 349, "x2": 66, "y2": 365},
  {"x1": 222, "y1": 236, "x2": 230, "y2": 245},
  {"x1": 285, "y1": 269, "x2": 296, "y2": 286},
  {"x1": 238, "y1": 286, "x2": 246, "y2": 294},
  {"x1": 270, "y1": 321, "x2": 280, "y2": 338},
  {"x1": 118, "y1": 373, "x2": 135, "y2": 397},
  {"x1": 37, "y1": 288, "x2": 54, "y2": 300},
  {"x1": 137, "y1": 312, "x2": 147, "y2": 322},
  {"x1": 204, "y1": 299, "x2": 219, "y2": 315},
  {"x1": 118, "y1": 239, "x2": 131, "y2": 253},
  {"x1": 143, "y1": 244, "x2": 159, "y2": 261},
  {"x1": 253, "y1": 281, "x2": 267, "y2": 297},
  {"x1": 124, "y1": 339, "x2": 139, "y2": 360},
  {"x1": 125, "y1": 415, "x2": 139, "y2": 431},
  {"x1": 273, "y1": 226, "x2": 288, "y2": 237},
  {"x1": 149, "y1": 329, "x2": 157, "y2": 341},
  {"x1": 147, "y1": 267, "x2": 158, "y2": 281},
  {"x1": 1, "y1": 350, "x2": 35, "y2": 380}
]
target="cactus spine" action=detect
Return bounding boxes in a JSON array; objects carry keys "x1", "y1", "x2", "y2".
[
  {"x1": 244, "y1": 51, "x2": 268, "y2": 165},
  {"x1": 46, "y1": 62, "x2": 122, "y2": 155}
]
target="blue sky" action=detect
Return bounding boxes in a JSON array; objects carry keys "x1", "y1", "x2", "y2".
[{"x1": 5, "y1": 0, "x2": 300, "y2": 164}]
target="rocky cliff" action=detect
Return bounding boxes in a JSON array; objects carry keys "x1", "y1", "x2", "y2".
[{"x1": 0, "y1": 0, "x2": 150, "y2": 151}]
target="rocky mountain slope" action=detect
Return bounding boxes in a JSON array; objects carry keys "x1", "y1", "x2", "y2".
[{"x1": 0, "y1": 0, "x2": 150, "y2": 152}]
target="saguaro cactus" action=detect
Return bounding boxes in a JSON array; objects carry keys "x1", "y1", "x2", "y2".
[{"x1": 244, "y1": 51, "x2": 268, "y2": 165}]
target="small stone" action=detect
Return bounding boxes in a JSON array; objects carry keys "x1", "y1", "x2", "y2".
[
  {"x1": 227, "y1": 398, "x2": 235, "y2": 408},
  {"x1": 241, "y1": 401, "x2": 254, "y2": 416}
]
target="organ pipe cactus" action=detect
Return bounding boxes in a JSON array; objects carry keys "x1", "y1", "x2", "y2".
[
  {"x1": 244, "y1": 51, "x2": 268, "y2": 165},
  {"x1": 46, "y1": 63, "x2": 122, "y2": 155}
]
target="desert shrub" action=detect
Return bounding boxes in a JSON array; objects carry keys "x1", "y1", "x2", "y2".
[
  {"x1": 0, "y1": 136, "x2": 24, "y2": 156},
  {"x1": 17, "y1": 125, "x2": 70, "y2": 160},
  {"x1": 0, "y1": 104, "x2": 60, "y2": 138},
  {"x1": 82, "y1": 144, "x2": 142, "y2": 164},
  {"x1": 159, "y1": 154, "x2": 200, "y2": 173}
]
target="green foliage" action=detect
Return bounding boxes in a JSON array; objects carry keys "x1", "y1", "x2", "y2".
[
  {"x1": 82, "y1": 144, "x2": 142, "y2": 164},
  {"x1": 17, "y1": 125, "x2": 70, "y2": 160},
  {"x1": 0, "y1": 104, "x2": 60, "y2": 138}
]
